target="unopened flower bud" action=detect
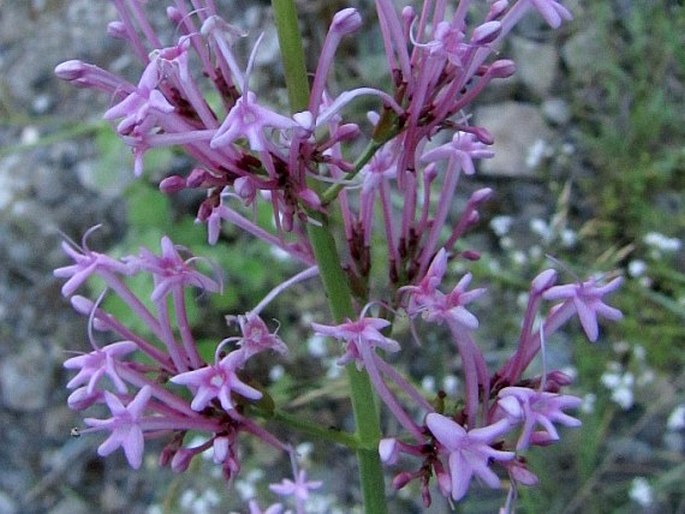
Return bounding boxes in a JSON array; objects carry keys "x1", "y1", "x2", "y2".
[
  {"x1": 490, "y1": 59, "x2": 517, "y2": 78},
  {"x1": 159, "y1": 175, "x2": 187, "y2": 194},
  {"x1": 334, "y1": 123, "x2": 361, "y2": 141},
  {"x1": 107, "y1": 21, "x2": 128, "y2": 40},
  {"x1": 54, "y1": 60, "x2": 87, "y2": 81},
  {"x1": 470, "y1": 187, "x2": 494, "y2": 204},
  {"x1": 531, "y1": 268, "x2": 557, "y2": 293},
  {"x1": 392, "y1": 471, "x2": 413, "y2": 490},
  {"x1": 462, "y1": 250, "x2": 481, "y2": 261},
  {"x1": 171, "y1": 449, "x2": 194, "y2": 473},
  {"x1": 471, "y1": 21, "x2": 502, "y2": 45},
  {"x1": 379, "y1": 438, "x2": 399, "y2": 464},
  {"x1": 331, "y1": 8, "x2": 362, "y2": 36},
  {"x1": 487, "y1": 0, "x2": 510, "y2": 21},
  {"x1": 186, "y1": 168, "x2": 210, "y2": 188},
  {"x1": 166, "y1": 6, "x2": 183, "y2": 24}
]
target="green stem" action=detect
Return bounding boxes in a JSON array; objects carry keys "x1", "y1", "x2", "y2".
[
  {"x1": 270, "y1": 409, "x2": 361, "y2": 449},
  {"x1": 271, "y1": 2, "x2": 387, "y2": 512}
]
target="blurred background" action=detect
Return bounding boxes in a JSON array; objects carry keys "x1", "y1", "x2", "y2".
[{"x1": 0, "y1": 0, "x2": 683, "y2": 512}]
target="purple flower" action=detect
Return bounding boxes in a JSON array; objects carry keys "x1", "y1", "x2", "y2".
[
  {"x1": 54, "y1": 228, "x2": 133, "y2": 297},
  {"x1": 497, "y1": 386, "x2": 582, "y2": 450},
  {"x1": 131, "y1": 236, "x2": 221, "y2": 302},
  {"x1": 84, "y1": 385, "x2": 152, "y2": 469},
  {"x1": 170, "y1": 350, "x2": 262, "y2": 411},
  {"x1": 426, "y1": 413, "x2": 515, "y2": 501},
  {"x1": 269, "y1": 469, "x2": 322, "y2": 502},
  {"x1": 64, "y1": 340, "x2": 138, "y2": 395},
  {"x1": 529, "y1": 0, "x2": 573, "y2": 29},
  {"x1": 247, "y1": 500, "x2": 283, "y2": 514},
  {"x1": 421, "y1": 132, "x2": 495, "y2": 176},
  {"x1": 210, "y1": 91, "x2": 295, "y2": 151},
  {"x1": 103, "y1": 59, "x2": 174, "y2": 136},
  {"x1": 235, "y1": 312, "x2": 288, "y2": 361},
  {"x1": 543, "y1": 276, "x2": 623, "y2": 342},
  {"x1": 311, "y1": 316, "x2": 400, "y2": 369}
]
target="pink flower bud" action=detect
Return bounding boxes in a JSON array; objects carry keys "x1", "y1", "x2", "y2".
[
  {"x1": 470, "y1": 187, "x2": 494, "y2": 203},
  {"x1": 106, "y1": 21, "x2": 128, "y2": 40},
  {"x1": 171, "y1": 449, "x2": 194, "y2": 473},
  {"x1": 54, "y1": 60, "x2": 86, "y2": 81},
  {"x1": 487, "y1": 0, "x2": 510, "y2": 21},
  {"x1": 379, "y1": 438, "x2": 399, "y2": 464},
  {"x1": 471, "y1": 21, "x2": 502, "y2": 45},
  {"x1": 490, "y1": 59, "x2": 517, "y2": 79},
  {"x1": 166, "y1": 6, "x2": 183, "y2": 24},
  {"x1": 331, "y1": 8, "x2": 362, "y2": 36},
  {"x1": 334, "y1": 123, "x2": 361, "y2": 141},
  {"x1": 186, "y1": 168, "x2": 210, "y2": 188},
  {"x1": 531, "y1": 269, "x2": 558, "y2": 293},
  {"x1": 391, "y1": 471, "x2": 413, "y2": 490},
  {"x1": 159, "y1": 175, "x2": 187, "y2": 194}
]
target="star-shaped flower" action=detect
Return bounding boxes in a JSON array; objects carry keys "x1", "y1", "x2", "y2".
[
  {"x1": 497, "y1": 386, "x2": 582, "y2": 450},
  {"x1": 170, "y1": 350, "x2": 262, "y2": 412},
  {"x1": 543, "y1": 276, "x2": 623, "y2": 342},
  {"x1": 64, "y1": 340, "x2": 138, "y2": 395},
  {"x1": 131, "y1": 236, "x2": 221, "y2": 302},
  {"x1": 269, "y1": 470, "x2": 322, "y2": 502},
  {"x1": 426, "y1": 413, "x2": 515, "y2": 501},
  {"x1": 84, "y1": 385, "x2": 152, "y2": 469},
  {"x1": 311, "y1": 316, "x2": 400, "y2": 370}
]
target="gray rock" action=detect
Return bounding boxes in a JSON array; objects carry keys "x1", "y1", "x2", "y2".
[
  {"x1": 561, "y1": 26, "x2": 606, "y2": 82},
  {"x1": 48, "y1": 497, "x2": 89, "y2": 514},
  {"x1": 0, "y1": 346, "x2": 53, "y2": 412},
  {"x1": 0, "y1": 492, "x2": 17, "y2": 514},
  {"x1": 542, "y1": 97, "x2": 572, "y2": 125},
  {"x1": 475, "y1": 101, "x2": 553, "y2": 177},
  {"x1": 510, "y1": 36, "x2": 559, "y2": 97}
]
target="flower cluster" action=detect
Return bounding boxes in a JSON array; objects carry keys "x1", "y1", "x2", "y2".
[{"x1": 54, "y1": 0, "x2": 622, "y2": 511}]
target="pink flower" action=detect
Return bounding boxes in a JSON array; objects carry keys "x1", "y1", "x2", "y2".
[
  {"x1": 543, "y1": 276, "x2": 623, "y2": 342},
  {"x1": 235, "y1": 312, "x2": 288, "y2": 361},
  {"x1": 529, "y1": 0, "x2": 573, "y2": 29},
  {"x1": 497, "y1": 386, "x2": 582, "y2": 450},
  {"x1": 421, "y1": 132, "x2": 495, "y2": 176},
  {"x1": 170, "y1": 350, "x2": 262, "y2": 411},
  {"x1": 84, "y1": 386, "x2": 152, "y2": 469},
  {"x1": 426, "y1": 413, "x2": 515, "y2": 501},
  {"x1": 103, "y1": 58, "x2": 174, "y2": 136},
  {"x1": 64, "y1": 340, "x2": 138, "y2": 395},
  {"x1": 211, "y1": 91, "x2": 295, "y2": 151},
  {"x1": 54, "y1": 227, "x2": 132, "y2": 297},
  {"x1": 269, "y1": 469, "x2": 322, "y2": 501},
  {"x1": 131, "y1": 236, "x2": 221, "y2": 302},
  {"x1": 311, "y1": 316, "x2": 400, "y2": 369}
]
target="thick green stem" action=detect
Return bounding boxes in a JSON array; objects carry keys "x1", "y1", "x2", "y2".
[{"x1": 271, "y1": 2, "x2": 387, "y2": 512}]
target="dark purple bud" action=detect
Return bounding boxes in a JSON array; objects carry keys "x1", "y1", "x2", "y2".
[
  {"x1": 334, "y1": 123, "x2": 361, "y2": 141},
  {"x1": 392, "y1": 471, "x2": 413, "y2": 490},
  {"x1": 159, "y1": 175, "x2": 187, "y2": 194},
  {"x1": 472, "y1": 126, "x2": 494, "y2": 145},
  {"x1": 490, "y1": 59, "x2": 517, "y2": 78},
  {"x1": 462, "y1": 250, "x2": 481, "y2": 261},
  {"x1": 186, "y1": 168, "x2": 210, "y2": 188}
]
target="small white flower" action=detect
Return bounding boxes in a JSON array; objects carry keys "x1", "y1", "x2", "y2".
[
  {"x1": 643, "y1": 232, "x2": 682, "y2": 252},
  {"x1": 580, "y1": 393, "x2": 596, "y2": 414},
  {"x1": 629, "y1": 477, "x2": 653, "y2": 507},
  {"x1": 667, "y1": 404, "x2": 685, "y2": 431},
  {"x1": 628, "y1": 259, "x2": 647, "y2": 277},
  {"x1": 490, "y1": 215, "x2": 513, "y2": 237}
]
